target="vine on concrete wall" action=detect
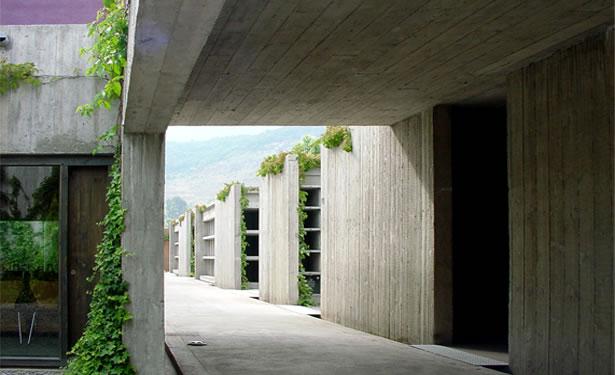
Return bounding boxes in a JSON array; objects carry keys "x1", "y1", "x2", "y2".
[
  {"x1": 0, "y1": 58, "x2": 41, "y2": 95},
  {"x1": 76, "y1": 0, "x2": 128, "y2": 118},
  {"x1": 66, "y1": 0, "x2": 133, "y2": 372},
  {"x1": 239, "y1": 185, "x2": 249, "y2": 289},
  {"x1": 217, "y1": 182, "x2": 249, "y2": 289},
  {"x1": 297, "y1": 189, "x2": 313, "y2": 306},
  {"x1": 65, "y1": 151, "x2": 134, "y2": 374},
  {"x1": 257, "y1": 136, "x2": 321, "y2": 306}
]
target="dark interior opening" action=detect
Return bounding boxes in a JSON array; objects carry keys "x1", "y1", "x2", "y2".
[
  {"x1": 303, "y1": 209, "x2": 320, "y2": 228},
  {"x1": 246, "y1": 235, "x2": 259, "y2": 257},
  {"x1": 246, "y1": 260, "x2": 258, "y2": 282},
  {"x1": 244, "y1": 209, "x2": 258, "y2": 230},
  {"x1": 304, "y1": 231, "x2": 320, "y2": 251},
  {"x1": 301, "y1": 252, "x2": 320, "y2": 272},
  {"x1": 450, "y1": 105, "x2": 509, "y2": 349},
  {"x1": 302, "y1": 188, "x2": 320, "y2": 207}
]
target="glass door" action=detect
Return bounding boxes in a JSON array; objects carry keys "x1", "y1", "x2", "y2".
[{"x1": 0, "y1": 165, "x2": 62, "y2": 363}]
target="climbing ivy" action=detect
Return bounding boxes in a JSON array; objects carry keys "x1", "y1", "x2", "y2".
[
  {"x1": 65, "y1": 149, "x2": 134, "y2": 375},
  {"x1": 321, "y1": 126, "x2": 353, "y2": 152},
  {"x1": 66, "y1": 0, "x2": 133, "y2": 372},
  {"x1": 217, "y1": 182, "x2": 249, "y2": 289},
  {"x1": 257, "y1": 136, "x2": 320, "y2": 305},
  {"x1": 297, "y1": 189, "x2": 313, "y2": 306},
  {"x1": 239, "y1": 185, "x2": 249, "y2": 289},
  {"x1": 0, "y1": 58, "x2": 41, "y2": 95},
  {"x1": 76, "y1": 0, "x2": 128, "y2": 117}
]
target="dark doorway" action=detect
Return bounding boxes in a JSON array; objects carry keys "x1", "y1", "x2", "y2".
[
  {"x1": 67, "y1": 166, "x2": 109, "y2": 349},
  {"x1": 450, "y1": 106, "x2": 509, "y2": 351}
]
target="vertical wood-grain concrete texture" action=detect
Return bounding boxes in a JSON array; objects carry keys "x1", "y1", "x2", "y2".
[
  {"x1": 176, "y1": 210, "x2": 193, "y2": 277},
  {"x1": 163, "y1": 1, "x2": 613, "y2": 128},
  {"x1": 214, "y1": 184, "x2": 242, "y2": 289},
  {"x1": 121, "y1": 132, "x2": 165, "y2": 374},
  {"x1": 259, "y1": 155, "x2": 300, "y2": 305},
  {"x1": 321, "y1": 116, "x2": 436, "y2": 344},
  {"x1": 169, "y1": 221, "x2": 179, "y2": 273},
  {"x1": 0, "y1": 25, "x2": 116, "y2": 154},
  {"x1": 507, "y1": 30, "x2": 614, "y2": 375},
  {"x1": 194, "y1": 203, "x2": 216, "y2": 281}
]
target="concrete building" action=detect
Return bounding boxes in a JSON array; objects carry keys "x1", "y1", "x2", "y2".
[
  {"x1": 193, "y1": 184, "x2": 260, "y2": 289},
  {"x1": 0, "y1": 0, "x2": 119, "y2": 367},
  {"x1": 2, "y1": 1, "x2": 613, "y2": 374},
  {"x1": 259, "y1": 155, "x2": 322, "y2": 305},
  {"x1": 168, "y1": 211, "x2": 192, "y2": 277}
]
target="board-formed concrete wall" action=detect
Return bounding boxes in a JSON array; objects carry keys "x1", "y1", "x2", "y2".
[
  {"x1": 0, "y1": 25, "x2": 116, "y2": 154},
  {"x1": 121, "y1": 132, "x2": 165, "y2": 375},
  {"x1": 321, "y1": 113, "x2": 435, "y2": 343},
  {"x1": 194, "y1": 203, "x2": 216, "y2": 281},
  {"x1": 507, "y1": 29, "x2": 613, "y2": 375},
  {"x1": 214, "y1": 184, "x2": 242, "y2": 289},
  {"x1": 259, "y1": 154, "x2": 300, "y2": 305},
  {"x1": 176, "y1": 210, "x2": 193, "y2": 277},
  {"x1": 168, "y1": 221, "x2": 179, "y2": 273}
]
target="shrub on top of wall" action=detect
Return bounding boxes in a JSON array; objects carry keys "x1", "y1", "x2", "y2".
[{"x1": 321, "y1": 126, "x2": 352, "y2": 152}]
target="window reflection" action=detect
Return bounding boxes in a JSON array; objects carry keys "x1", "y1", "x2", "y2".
[{"x1": 0, "y1": 166, "x2": 60, "y2": 359}]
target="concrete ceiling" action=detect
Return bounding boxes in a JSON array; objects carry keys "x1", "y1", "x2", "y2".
[{"x1": 123, "y1": 0, "x2": 613, "y2": 132}]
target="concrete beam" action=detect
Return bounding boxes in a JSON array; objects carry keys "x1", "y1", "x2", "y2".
[
  {"x1": 121, "y1": 132, "x2": 165, "y2": 374},
  {"x1": 122, "y1": 0, "x2": 227, "y2": 133}
]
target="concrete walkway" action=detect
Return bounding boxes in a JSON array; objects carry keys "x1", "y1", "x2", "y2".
[{"x1": 165, "y1": 274, "x2": 500, "y2": 375}]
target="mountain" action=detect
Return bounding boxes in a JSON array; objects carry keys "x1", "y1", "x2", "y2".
[{"x1": 164, "y1": 126, "x2": 324, "y2": 219}]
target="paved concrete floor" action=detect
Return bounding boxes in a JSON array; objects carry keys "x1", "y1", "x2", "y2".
[{"x1": 165, "y1": 274, "x2": 500, "y2": 375}]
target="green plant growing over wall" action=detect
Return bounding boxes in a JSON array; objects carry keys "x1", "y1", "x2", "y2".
[
  {"x1": 256, "y1": 152, "x2": 288, "y2": 177},
  {"x1": 217, "y1": 182, "x2": 250, "y2": 289},
  {"x1": 66, "y1": 0, "x2": 133, "y2": 372},
  {"x1": 322, "y1": 126, "x2": 352, "y2": 152},
  {"x1": 296, "y1": 189, "x2": 313, "y2": 306},
  {"x1": 0, "y1": 58, "x2": 41, "y2": 95},
  {"x1": 239, "y1": 185, "x2": 249, "y2": 289},
  {"x1": 76, "y1": 0, "x2": 128, "y2": 118},
  {"x1": 65, "y1": 151, "x2": 134, "y2": 374},
  {"x1": 257, "y1": 135, "x2": 321, "y2": 305}
]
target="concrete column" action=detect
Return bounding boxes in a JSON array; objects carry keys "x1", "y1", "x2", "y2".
[
  {"x1": 177, "y1": 210, "x2": 193, "y2": 277},
  {"x1": 214, "y1": 183, "x2": 242, "y2": 289},
  {"x1": 121, "y1": 132, "x2": 165, "y2": 375},
  {"x1": 259, "y1": 155, "x2": 300, "y2": 304},
  {"x1": 168, "y1": 220, "x2": 178, "y2": 273},
  {"x1": 194, "y1": 207, "x2": 205, "y2": 279}
]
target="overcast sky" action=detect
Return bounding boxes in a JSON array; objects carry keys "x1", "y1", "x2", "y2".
[{"x1": 166, "y1": 126, "x2": 283, "y2": 142}]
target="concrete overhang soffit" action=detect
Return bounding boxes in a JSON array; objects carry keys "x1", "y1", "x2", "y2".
[{"x1": 122, "y1": 0, "x2": 227, "y2": 134}]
